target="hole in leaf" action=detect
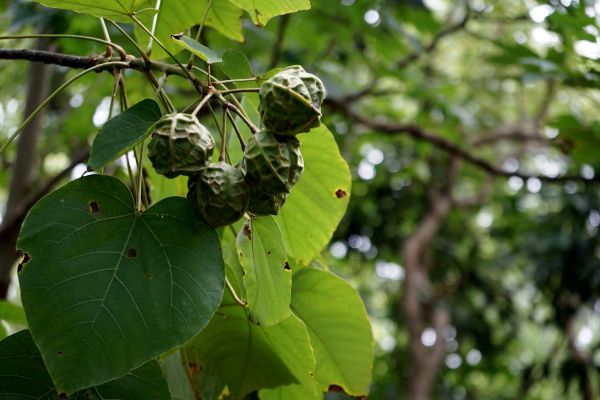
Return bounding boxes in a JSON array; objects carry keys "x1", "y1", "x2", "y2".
[
  {"x1": 57, "y1": 351, "x2": 63, "y2": 356},
  {"x1": 335, "y1": 189, "x2": 348, "y2": 199},
  {"x1": 267, "y1": 250, "x2": 272, "y2": 255},
  {"x1": 126, "y1": 248, "x2": 137, "y2": 258},
  {"x1": 284, "y1": 261, "x2": 291, "y2": 271},
  {"x1": 59, "y1": 393, "x2": 68, "y2": 399},
  {"x1": 17, "y1": 252, "x2": 30, "y2": 272},
  {"x1": 89, "y1": 200, "x2": 100, "y2": 214},
  {"x1": 328, "y1": 385, "x2": 345, "y2": 393}
]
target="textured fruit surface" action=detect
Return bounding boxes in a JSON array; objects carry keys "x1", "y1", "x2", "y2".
[
  {"x1": 259, "y1": 66, "x2": 325, "y2": 136},
  {"x1": 148, "y1": 113, "x2": 215, "y2": 178},
  {"x1": 188, "y1": 162, "x2": 249, "y2": 227},
  {"x1": 247, "y1": 190, "x2": 288, "y2": 216},
  {"x1": 241, "y1": 132, "x2": 304, "y2": 196}
]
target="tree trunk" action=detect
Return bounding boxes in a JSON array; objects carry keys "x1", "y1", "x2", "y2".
[
  {"x1": 401, "y1": 159, "x2": 458, "y2": 400},
  {"x1": 0, "y1": 38, "x2": 54, "y2": 298}
]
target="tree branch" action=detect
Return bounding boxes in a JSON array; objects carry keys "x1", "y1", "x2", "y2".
[
  {"x1": 401, "y1": 157, "x2": 458, "y2": 400},
  {"x1": 0, "y1": 48, "x2": 197, "y2": 80},
  {"x1": 269, "y1": 14, "x2": 290, "y2": 69},
  {"x1": 326, "y1": 98, "x2": 597, "y2": 182},
  {"x1": 397, "y1": 12, "x2": 470, "y2": 69}
]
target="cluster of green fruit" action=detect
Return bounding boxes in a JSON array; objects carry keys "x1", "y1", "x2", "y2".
[{"x1": 147, "y1": 66, "x2": 326, "y2": 227}]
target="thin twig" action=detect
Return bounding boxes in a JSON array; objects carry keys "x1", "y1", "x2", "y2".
[
  {"x1": 0, "y1": 61, "x2": 129, "y2": 154},
  {"x1": 187, "y1": 0, "x2": 214, "y2": 68},
  {"x1": 225, "y1": 276, "x2": 247, "y2": 308},
  {"x1": 227, "y1": 110, "x2": 246, "y2": 152}
]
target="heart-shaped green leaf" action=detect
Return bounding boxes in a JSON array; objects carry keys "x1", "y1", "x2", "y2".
[
  {"x1": 0, "y1": 330, "x2": 171, "y2": 399},
  {"x1": 291, "y1": 268, "x2": 373, "y2": 396},
  {"x1": 185, "y1": 293, "x2": 316, "y2": 399},
  {"x1": 171, "y1": 34, "x2": 222, "y2": 64},
  {"x1": 237, "y1": 217, "x2": 291, "y2": 327},
  {"x1": 89, "y1": 99, "x2": 162, "y2": 170},
  {"x1": 17, "y1": 175, "x2": 224, "y2": 394},
  {"x1": 276, "y1": 125, "x2": 352, "y2": 265}
]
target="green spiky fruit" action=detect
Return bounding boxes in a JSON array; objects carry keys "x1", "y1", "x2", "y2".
[
  {"x1": 240, "y1": 131, "x2": 304, "y2": 196},
  {"x1": 259, "y1": 65, "x2": 325, "y2": 136},
  {"x1": 187, "y1": 162, "x2": 249, "y2": 228},
  {"x1": 247, "y1": 191, "x2": 288, "y2": 216},
  {"x1": 148, "y1": 113, "x2": 215, "y2": 178}
]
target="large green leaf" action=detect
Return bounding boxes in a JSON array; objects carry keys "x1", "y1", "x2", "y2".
[
  {"x1": 32, "y1": 0, "x2": 155, "y2": 22},
  {"x1": 17, "y1": 175, "x2": 224, "y2": 393},
  {"x1": 227, "y1": 0, "x2": 311, "y2": 26},
  {"x1": 89, "y1": 99, "x2": 162, "y2": 170},
  {"x1": 275, "y1": 125, "x2": 351, "y2": 265},
  {"x1": 0, "y1": 330, "x2": 170, "y2": 399},
  {"x1": 236, "y1": 217, "x2": 291, "y2": 327},
  {"x1": 185, "y1": 294, "x2": 315, "y2": 399},
  {"x1": 291, "y1": 268, "x2": 373, "y2": 396},
  {"x1": 140, "y1": 0, "x2": 243, "y2": 59}
]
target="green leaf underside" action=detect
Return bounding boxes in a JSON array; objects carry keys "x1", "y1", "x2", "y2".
[
  {"x1": 275, "y1": 125, "x2": 352, "y2": 265},
  {"x1": 227, "y1": 0, "x2": 311, "y2": 26},
  {"x1": 185, "y1": 293, "x2": 316, "y2": 399},
  {"x1": 237, "y1": 217, "x2": 291, "y2": 327},
  {"x1": 291, "y1": 269, "x2": 374, "y2": 396},
  {"x1": 0, "y1": 300, "x2": 27, "y2": 326},
  {"x1": 89, "y1": 99, "x2": 162, "y2": 170},
  {"x1": 171, "y1": 34, "x2": 222, "y2": 64},
  {"x1": 31, "y1": 0, "x2": 156, "y2": 23},
  {"x1": 17, "y1": 175, "x2": 224, "y2": 393},
  {"x1": 0, "y1": 330, "x2": 170, "y2": 399},
  {"x1": 160, "y1": 351, "x2": 196, "y2": 400}
]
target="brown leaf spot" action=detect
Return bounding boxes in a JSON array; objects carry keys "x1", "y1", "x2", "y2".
[
  {"x1": 144, "y1": 273, "x2": 153, "y2": 280},
  {"x1": 126, "y1": 248, "x2": 137, "y2": 258},
  {"x1": 328, "y1": 385, "x2": 345, "y2": 393},
  {"x1": 171, "y1": 32, "x2": 184, "y2": 40},
  {"x1": 188, "y1": 362, "x2": 200, "y2": 375},
  {"x1": 89, "y1": 200, "x2": 100, "y2": 214},
  {"x1": 284, "y1": 261, "x2": 291, "y2": 271},
  {"x1": 59, "y1": 393, "x2": 68, "y2": 399},
  {"x1": 335, "y1": 189, "x2": 348, "y2": 199},
  {"x1": 243, "y1": 222, "x2": 252, "y2": 240}
]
